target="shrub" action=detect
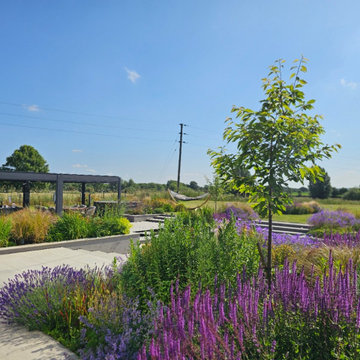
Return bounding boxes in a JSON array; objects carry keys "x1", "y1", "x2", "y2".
[
  {"x1": 272, "y1": 244, "x2": 296, "y2": 266},
  {"x1": 88, "y1": 216, "x2": 131, "y2": 237},
  {"x1": 214, "y1": 204, "x2": 259, "y2": 222},
  {"x1": 120, "y1": 212, "x2": 260, "y2": 308},
  {"x1": 143, "y1": 198, "x2": 175, "y2": 214},
  {"x1": 79, "y1": 294, "x2": 153, "y2": 360},
  {"x1": 0, "y1": 265, "x2": 92, "y2": 350},
  {"x1": 0, "y1": 263, "x2": 150, "y2": 356},
  {"x1": 285, "y1": 201, "x2": 321, "y2": 215},
  {"x1": 47, "y1": 212, "x2": 89, "y2": 242},
  {"x1": 307, "y1": 210, "x2": 360, "y2": 236},
  {"x1": 174, "y1": 203, "x2": 186, "y2": 212},
  {"x1": 343, "y1": 188, "x2": 360, "y2": 200},
  {"x1": 9, "y1": 208, "x2": 56, "y2": 244},
  {"x1": 0, "y1": 216, "x2": 12, "y2": 247}
]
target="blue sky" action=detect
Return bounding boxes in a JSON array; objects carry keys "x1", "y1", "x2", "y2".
[{"x1": 0, "y1": 0, "x2": 359, "y2": 187}]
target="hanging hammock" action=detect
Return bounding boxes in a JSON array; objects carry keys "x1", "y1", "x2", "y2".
[{"x1": 168, "y1": 189, "x2": 210, "y2": 210}]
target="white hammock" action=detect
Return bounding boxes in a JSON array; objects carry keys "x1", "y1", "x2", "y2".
[{"x1": 168, "y1": 189, "x2": 209, "y2": 201}]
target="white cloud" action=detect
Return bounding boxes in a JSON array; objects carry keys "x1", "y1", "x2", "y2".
[
  {"x1": 340, "y1": 78, "x2": 358, "y2": 90},
  {"x1": 72, "y1": 149, "x2": 83, "y2": 153},
  {"x1": 23, "y1": 104, "x2": 40, "y2": 112},
  {"x1": 125, "y1": 67, "x2": 141, "y2": 83},
  {"x1": 72, "y1": 164, "x2": 96, "y2": 173}
]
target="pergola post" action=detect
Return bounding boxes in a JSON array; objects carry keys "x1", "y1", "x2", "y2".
[
  {"x1": 22, "y1": 181, "x2": 30, "y2": 208},
  {"x1": 55, "y1": 175, "x2": 63, "y2": 216},
  {"x1": 117, "y1": 178, "x2": 121, "y2": 202},
  {"x1": 81, "y1": 183, "x2": 86, "y2": 205}
]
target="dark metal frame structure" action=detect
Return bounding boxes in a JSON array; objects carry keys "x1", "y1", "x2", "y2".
[{"x1": 0, "y1": 171, "x2": 121, "y2": 215}]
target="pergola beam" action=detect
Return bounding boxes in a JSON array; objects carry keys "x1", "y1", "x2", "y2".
[{"x1": 0, "y1": 171, "x2": 120, "y2": 184}]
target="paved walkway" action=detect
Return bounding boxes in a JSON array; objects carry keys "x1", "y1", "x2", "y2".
[{"x1": 0, "y1": 220, "x2": 161, "y2": 359}]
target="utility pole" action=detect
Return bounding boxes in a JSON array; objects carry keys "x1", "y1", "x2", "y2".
[{"x1": 177, "y1": 123, "x2": 186, "y2": 192}]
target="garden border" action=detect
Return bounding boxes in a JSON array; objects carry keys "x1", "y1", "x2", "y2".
[{"x1": 0, "y1": 233, "x2": 139, "y2": 255}]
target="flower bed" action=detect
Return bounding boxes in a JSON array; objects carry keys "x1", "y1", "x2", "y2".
[
  {"x1": 1, "y1": 209, "x2": 360, "y2": 359},
  {"x1": 0, "y1": 208, "x2": 132, "y2": 247}
]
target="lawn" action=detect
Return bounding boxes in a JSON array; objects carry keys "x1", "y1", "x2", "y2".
[{"x1": 181, "y1": 197, "x2": 360, "y2": 224}]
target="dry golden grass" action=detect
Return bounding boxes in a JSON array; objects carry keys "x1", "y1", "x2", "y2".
[
  {"x1": 289, "y1": 245, "x2": 360, "y2": 278},
  {"x1": 9, "y1": 208, "x2": 58, "y2": 244}
]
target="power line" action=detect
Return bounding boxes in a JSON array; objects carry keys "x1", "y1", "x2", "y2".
[
  {"x1": 0, "y1": 121, "x2": 176, "y2": 144},
  {"x1": 0, "y1": 100, "x2": 139, "y2": 121},
  {"x1": 0, "y1": 111, "x2": 172, "y2": 135},
  {"x1": 157, "y1": 139, "x2": 178, "y2": 182}
]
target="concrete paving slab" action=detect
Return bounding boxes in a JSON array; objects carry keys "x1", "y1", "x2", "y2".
[
  {"x1": 129, "y1": 220, "x2": 161, "y2": 234},
  {"x1": 0, "y1": 219, "x2": 162, "y2": 359},
  {"x1": 0, "y1": 247, "x2": 129, "y2": 359},
  {"x1": 0, "y1": 322, "x2": 77, "y2": 360}
]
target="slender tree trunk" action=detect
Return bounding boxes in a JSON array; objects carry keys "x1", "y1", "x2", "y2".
[{"x1": 267, "y1": 203, "x2": 272, "y2": 287}]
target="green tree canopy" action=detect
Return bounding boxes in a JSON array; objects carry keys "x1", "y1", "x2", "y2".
[
  {"x1": 2, "y1": 145, "x2": 49, "y2": 173},
  {"x1": 189, "y1": 181, "x2": 199, "y2": 190},
  {"x1": 309, "y1": 167, "x2": 331, "y2": 199},
  {"x1": 208, "y1": 57, "x2": 340, "y2": 283}
]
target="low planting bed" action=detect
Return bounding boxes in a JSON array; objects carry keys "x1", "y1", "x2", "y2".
[
  {"x1": 0, "y1": 208, "x2": 132, "y2": 248},
  {"x1": 1, "y1": 207, "x2": 360, "y2": 359}
]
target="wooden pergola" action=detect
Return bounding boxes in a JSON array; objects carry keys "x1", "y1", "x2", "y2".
[{"x1": 0, "y1": 171, "x2": 121, "y2": 215}]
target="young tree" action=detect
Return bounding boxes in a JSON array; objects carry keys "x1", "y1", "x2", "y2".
[
  {"x1": 207, "y1": 175, "x2": 224, "y2": 213},
  {"x1": 208, "y1": 57, "x2": 340, "y2": 284},
  {"x1": 309, "y1": 167, "x2": 331, "y2": 199}
]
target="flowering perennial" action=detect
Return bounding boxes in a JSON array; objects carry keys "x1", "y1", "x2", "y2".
[
  {"x1": 139, "y1": 256, "x2": 360, "y2": 359},
  {"x1": 308, "y1": 210, "x2": 360, "y2": 229}
]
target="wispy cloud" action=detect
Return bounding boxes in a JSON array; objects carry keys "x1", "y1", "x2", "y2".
[
  {"x1": 72, "y1": 149, "x2": 83, "y2": 153},
  {"x1": 340, "y1": 78, "x2": 358, "y2": 90},
  {"x1": 72, "y1": 163, "x2": 96, "y2": 173},
  {"x1": 72, "y1": 164, "x2": 88, "y2": 169},
  {"x1": 23, "y1": 104, "x2": 40, "y2": 112},
  {"x1": 125, "y1": 67, "x2": 141, "y2": 83}
]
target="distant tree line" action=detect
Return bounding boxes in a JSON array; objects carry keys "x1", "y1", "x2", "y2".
[{"x1": 1, "y1": 145, "x2": 359, "y2": 201}]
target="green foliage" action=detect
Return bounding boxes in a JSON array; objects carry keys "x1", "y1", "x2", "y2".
[
  {"x1": 120, "y1": 211, "x2": 260, "y2": 308},
  {"x1": 46, "y1": 212, "x2": 89, "y2": 242},
  {"x1": 285, "y1": 201, "x2": 321, "y2": 215},
  {"x1": 209, "y1": 57, "x2": 339, "y2": 217},
  {"x1": 1, "y1": 145, "x2": 50, "y2": 191},
  {"x1": 0, "y1": 216, "x2": 12, "y2": 247},
  {"x1": 208, "y1": 57, "x2": 340, "y2": 282},
  {"x1": 207, "y1": 175, "x2": 224, "y2": 212},
  {"x1": 1, "y1": 145, "x2": 49, "y2": 173},
  {"x1": 9, "y1": 209, "x2": 56, "y2": 244},
  {"x1": 88, "y1": 217, "x2": 131, "y2": 237},
  {"x1": 47, "y1": 212, "x2": 132, "y2": 242},
  {"x1": 309, "y1": 167, "x2": 332, "y2": 199},
  {"x1": 343, "y1": 188, "x2": 360, "y2": 201}
]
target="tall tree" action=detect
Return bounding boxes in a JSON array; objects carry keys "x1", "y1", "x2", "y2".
[
  {"x1": 1, "y1": 145, "x2": 49, "y2": 191},
  {"x1": 309, "y1": 167, "x2": 331, "y2": 199},
  {"x1": 208, "y1": 57, "x2": 340, "y2": 284},
  {"x1": 2, "y1": 145, "x2": 49, "y2": 173},
  {"x1": 189, "y1": 181, "x2": 199, "y2": 191}
]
